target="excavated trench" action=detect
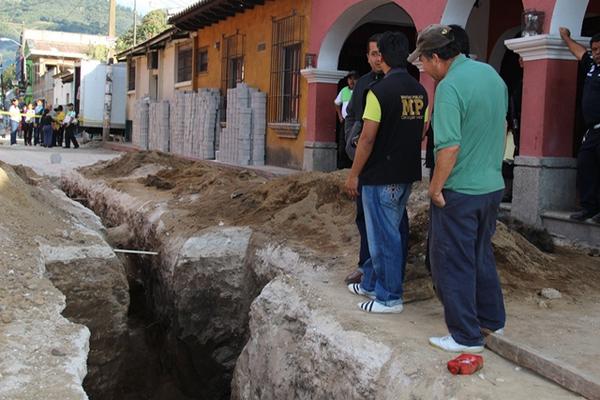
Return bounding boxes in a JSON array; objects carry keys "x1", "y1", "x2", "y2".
[{"x1": 61, "y1": 182, "x2": 268, "y2": 400}]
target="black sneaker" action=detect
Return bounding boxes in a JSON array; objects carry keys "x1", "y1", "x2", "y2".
[
  {"x1": 592, "y1": 213, "x2": 600, "y2": 224},
  {"x1": 570, "y1": 209, "x2": 598, "y2": 221}
]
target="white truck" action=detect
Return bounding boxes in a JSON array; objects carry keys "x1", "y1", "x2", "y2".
[{"x1": 76, "y1": 60, "x2": 126, "y2": 130}]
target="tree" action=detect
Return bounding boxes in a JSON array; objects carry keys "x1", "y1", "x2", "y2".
[
  {"x1": 116, "y1": 9, "x2": 169, "y2": 53},
  {"x1": 2, "y1": 64, "x2": 16, "y2": 90},
  {"x1": 87, "y1": 45, "x2": 111, "y2": 62}
]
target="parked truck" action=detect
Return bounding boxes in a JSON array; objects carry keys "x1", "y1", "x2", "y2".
[{"x1": 74, "y1": 60, "x2": 126, "y2": 131}]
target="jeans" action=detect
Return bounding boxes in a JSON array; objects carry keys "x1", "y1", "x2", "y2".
[
  {"x1": 429, "y1": 189, "x2": 505, "y2": 346},
  {"x1": 10, "y1": 121, "x2": 19, "y2": 144},
  {"x1": 43, "y1": 125, "x2": 53, "y2": 147},
  {"x1": 356, "y1": 185, "x2": 409, "y2": 272},
  {"x1": 360, "y1": 183, "x2": 412, "y2": 306}
]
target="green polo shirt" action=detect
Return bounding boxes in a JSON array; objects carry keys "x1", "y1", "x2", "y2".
[{"x1": 433, "y1": 55, "x2": 508, "y2": 195}]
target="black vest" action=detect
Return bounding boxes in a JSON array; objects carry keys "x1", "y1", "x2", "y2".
[{"x1": 360, "y1": 69, "x2": 428, "y2": 185}]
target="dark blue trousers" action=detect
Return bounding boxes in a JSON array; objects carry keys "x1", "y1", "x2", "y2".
[
  {"x1": 356, "y1": 184, "x2": 409, "y2": 271},
  {"x1": 577, "y1": 127, "x2": 600, "y2": 213},
  {"x1": 429, "y1": 189, "x2": 505, "y2": 346}
]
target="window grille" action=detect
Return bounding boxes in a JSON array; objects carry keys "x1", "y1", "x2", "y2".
[
  {"x1": 220, "y1": 32, "x2": 245, "y2": 120},
  {"x1": 269, "y1": 14, "x2": 304, "y2": 124},
  {"x1": 128, "y1": 58, "x2": 136, "y2": 91},
  {"x1": 147, "y1": 50, "x2": 159, "y2": 70},
  {"x1": 196, "y1": 48, "x2": 208, "y2": 74},
  {"x1": 177, "y1": 44, "x2": 193, "y2": 83}
]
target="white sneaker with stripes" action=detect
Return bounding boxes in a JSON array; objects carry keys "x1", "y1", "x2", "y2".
[{"x1": 357, "y1": 300, "x2": 404, "y2": 314}]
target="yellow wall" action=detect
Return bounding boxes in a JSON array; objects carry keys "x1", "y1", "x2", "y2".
[
  {"x1": 126, "y1": 38, "x2": 194, "y2": 124},
  {"x1": 125, "y1": 56, "x2": 148, "y2": 124},
  {"x1": 194, "y1": 0, "x2": 311, "y2": 169},
  {"x1": 161, "y1": 43, "x2": 176, "y2": 101}
]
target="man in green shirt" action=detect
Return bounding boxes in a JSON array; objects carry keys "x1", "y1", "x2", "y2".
[{"x1": 409, "y1": 24, "x2": 507, "y2": 352}]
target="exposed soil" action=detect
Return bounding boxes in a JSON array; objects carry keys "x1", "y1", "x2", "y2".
[
  {"x1": 79, "y1": 151, "x2": 600, "y2": 300},
  {"x1": 78, "y1": 152, "x2": 600, "y2": 390},
  {"x1": 4, "y1": 149, "x2": 600, "y2": 399}
]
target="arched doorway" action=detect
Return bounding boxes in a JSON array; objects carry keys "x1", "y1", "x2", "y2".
[
  {"x1": 331, "y1": 3, "x2": 418, "y2": 168},
  {"x1": 302, "y1": 0, "x2": 446, "y2": 172}
]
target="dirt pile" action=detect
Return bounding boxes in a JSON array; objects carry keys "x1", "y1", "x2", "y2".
[{"x1": 81, "y1": 152, "x2": 600, "y2": 298}]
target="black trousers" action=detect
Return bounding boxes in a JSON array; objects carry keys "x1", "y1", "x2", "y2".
[
  {"x1": 64, "y1": 125, "x2": 79, "y2": 148},
  {"x1": 577, "y1": 127, "x2": 600, "y2": 213},
  {"x1": 23, "y1": 123, "x2": 33, "y2": 145},
  {"x1": 56, "y1": 127, "x2": 64, "y2": 147}
]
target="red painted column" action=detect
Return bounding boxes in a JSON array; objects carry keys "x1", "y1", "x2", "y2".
[
  {"x1": 520, "y1": 58, "x2": 578, "y2": 157},
  {"x1": 305, "y1": 82, "x2": 338, "y2": 143}
]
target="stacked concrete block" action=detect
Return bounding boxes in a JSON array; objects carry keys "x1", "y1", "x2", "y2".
[
  {"x1": 148, "y1": 101, "x2": 170, "y2": 152},
  {"x1": 181, "y1": 92, "x2": 195, "y2": 158},
  {"x1": 250, "y1": 91, "x2": 267, "y2": 166},
  {"x1": 169, "y1": 92, "x2": 185, "y2": 156},
  {"x1": 196, "y1": 88, "x2": 220, "y2": 159},
  {"x1": 217, "y1": 83, "x2": 266, "y2": 166},
  {"x1": 167, "y1": 90, "x2": 219, "y2": 160},
  {"x1": 133, "y1": 98, "x2": 150, "y2": 150}
]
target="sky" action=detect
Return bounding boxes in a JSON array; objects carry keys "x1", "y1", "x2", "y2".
[{"x1": 116, "y1": 0, "x2": 198, "y2": 15}]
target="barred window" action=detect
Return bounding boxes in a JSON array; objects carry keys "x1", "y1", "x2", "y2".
[
  {"x1": 128, "y1": 58, "x2": 136, "y2": 91},
  {"x1": 221, "y1": 33, "x2": 245, "y2": 120},
  {"x1": 177, "y1": 44, "x2": 193, "y2": 83},
  {"x1": 196, "y1": 48, "x2": 208, "y2": 74},
  {"x1": 269, "y1": 14, "x2": 304, "y2": 124}
]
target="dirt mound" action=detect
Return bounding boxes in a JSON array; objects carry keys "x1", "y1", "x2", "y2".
[
  {"x1": 81, "y1": 151, "x2": 191, "y2": 179},
  {"x1": 142, "y1": 174, "x2": 175, "y2": 190},
  {"x1": 79, "y1": 152, "x2": 600, "y2": 297},
  {"x1": 11, "y1": 164, "x2": 41, "y2": 186}
]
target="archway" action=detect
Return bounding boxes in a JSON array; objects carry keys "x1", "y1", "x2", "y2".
[
  {"x1": 336, "y1": 3, "x2": 417, "y2": 76},
  {"x1": 331, "y1": 2, "x2": 418, "y2": 168},
  {"x1": 549, "y1": 0, "x2": 590, "y2": 35},
  {"x1": 317, "y1": 0, "x2": 395, "y2": 70},
  {"x1": 314, "y1": 0, "x2": 446, "y2": 71}
]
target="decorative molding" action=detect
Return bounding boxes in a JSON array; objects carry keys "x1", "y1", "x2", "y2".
[
  {"x1": 304, "y1": 141, "x2": 337, "y2": 149},
  {"x1": 174, "y1": 80, "x2": 192, "y2": 89},
  {"x1": 505, "y1": 34, "x2": 590, "y2": 61},
  {"x1": 300, "y1": 68, "x2": 347, "y2": 84},
  {"x1": 269, "y1": 123, "x2": 301, "y2": 139}
]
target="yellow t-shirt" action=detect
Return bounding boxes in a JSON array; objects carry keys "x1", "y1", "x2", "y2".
[
  {"x1": 53, "y1": 111, "x2": 65, "y2": 130},
  {"x1": 362, "y1": 91, "x2": 381, "y2": 122}
]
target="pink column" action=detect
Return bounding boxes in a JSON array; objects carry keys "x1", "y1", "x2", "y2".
[
  {"x1": 520, "y1": 58, "x2": 578, "y2": 157},
  {"x1": 306, "y1": 82, "x2": 338, "y2": 143}
]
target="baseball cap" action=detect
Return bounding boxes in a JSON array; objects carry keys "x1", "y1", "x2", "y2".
[{"x1": 408, "y1": 24, "x2": 455, "y2": 63}]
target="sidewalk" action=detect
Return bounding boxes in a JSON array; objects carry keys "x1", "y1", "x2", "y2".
[{"x1": 0, "y1": 136, "x2": 121, "y2": 177}]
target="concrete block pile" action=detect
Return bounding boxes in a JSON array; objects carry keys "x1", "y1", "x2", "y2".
[
  {"x1": 148, "y1": 101, "x2": 170, "y2": 152},
  {"x1": 168, "y1": 90, "x2": 220, "y2": 159},
  {"x1": 133, "y1": 98, "x2": 150, "y2": 150},
  {"x1": 169, "y1": 92, "x2": 186, "y2": 156},
  {"x1": 217, "y1": 83, "x2": 267, "y2": 166}
]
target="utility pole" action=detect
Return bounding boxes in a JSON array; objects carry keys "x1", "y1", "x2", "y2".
[
  {"x1": 108, "y1": 0, "x2": 116, "y2": 38},
  {"x1": 133, "y1": 0, "x2": 137, "y2": 46},
  {"x1": 103, "y1": 0, "x2": 117, "y2": 142},
  {"x1": 0, "y1": 54, "x2": 4, "y2": 107}
]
